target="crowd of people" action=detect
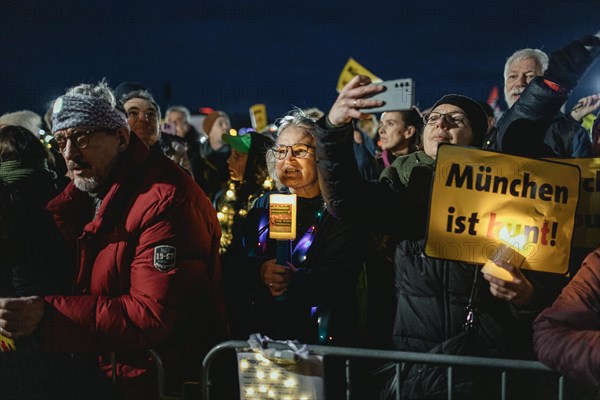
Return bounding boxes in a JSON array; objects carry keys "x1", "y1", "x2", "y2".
[{"x1": 0, "y1": 31, "x2": 599, "y2": 399}]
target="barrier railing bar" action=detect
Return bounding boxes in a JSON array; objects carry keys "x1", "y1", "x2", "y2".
[
  {"x1": 345, "y1": 358, "x2": 351, "y2": 400},
  {"x1": 558, "y1": 376, "x2": 564, "y2": 400},
  {"x1": 201, "y1": 340, "x2": 563, "y2": 400},
  {"x1": 395, "y1": 362, "x2": 401, "y2": 400},
  {"x1": 447, "y1": 366, "x2": 453, "y2": 400},
  {"x1": 501, "y1": 370, "x2": 507, "y2": 400}
]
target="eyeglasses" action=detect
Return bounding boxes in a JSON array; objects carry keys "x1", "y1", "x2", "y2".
[
  {"x1": 423, "y1": 112, "x2": 468, "y2": 126},
  {"x1": 126, "y1": 109, "x2": 158, "y2": 121},
  {"x1": 53, "y1": 129, "x2": 106, "y2": 153},
  {"x1": 270, "y1": 143, "x2": 315, "y2": 160}
]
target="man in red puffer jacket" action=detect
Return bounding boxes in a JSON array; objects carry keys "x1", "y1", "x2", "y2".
[{"x1": 0, "y1": 80, "x2": 228, "y2": 399}]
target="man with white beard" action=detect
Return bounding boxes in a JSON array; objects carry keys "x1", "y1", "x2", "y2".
[
  {"x1": 485, "y1": 33, "x2": 600, "y2": 157},
  {"x1": 0, "y1": 80, "x2": 227, "y2": 399}
]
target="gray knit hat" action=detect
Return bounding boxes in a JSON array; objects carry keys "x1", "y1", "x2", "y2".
[{"x1": 51, "y1": 94, "x2": 128, "y2": 133}]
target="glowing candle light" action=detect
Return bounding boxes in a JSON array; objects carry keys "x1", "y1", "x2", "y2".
[
  {"x1": 482, "y1": 227, "x2": 528, "y2": 281},
  {"x1": 269, "y1": 194, "x2": 297, "y2": 240}
]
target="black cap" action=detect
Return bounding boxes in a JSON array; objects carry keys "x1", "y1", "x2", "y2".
[{"x1": 431, "y1": 94, "x2": 487, "y2": 148}]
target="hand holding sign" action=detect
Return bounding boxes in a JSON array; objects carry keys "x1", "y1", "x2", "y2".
[{"x1": 260, "y1": 259, "x2": 292, "y2": 296}]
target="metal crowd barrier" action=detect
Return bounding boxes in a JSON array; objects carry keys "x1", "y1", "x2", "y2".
[{"x1": 201, "y1": 340, "x2": 567, "y2": 400}]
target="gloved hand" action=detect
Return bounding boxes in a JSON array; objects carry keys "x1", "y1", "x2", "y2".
[{"x1": 544, "y1": 32, "x2": 600, "y2": 90}]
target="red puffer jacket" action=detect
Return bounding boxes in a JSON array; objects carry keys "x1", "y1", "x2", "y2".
[{"x1": 44, "y1": 134, "x2": 228, "y2": 399}]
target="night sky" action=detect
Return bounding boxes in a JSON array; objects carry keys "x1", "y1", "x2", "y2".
[{"x1": 1, "y1": 0, "x2": 599, "y2": 128}]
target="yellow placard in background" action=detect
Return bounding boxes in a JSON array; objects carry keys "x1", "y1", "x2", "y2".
[
  {"x1": 250, "y1": 104, "x2": 268, "y2": 132},
  {"x1": 336, "y1": 58, "x2": 381, "y2": 92},
  {"x1": 425, "y1": 145, "x2": 580, "y2": 275},
  {"x1": 547, "y1": 158, "x2": 599, "y2": 249},
  {"x1": 0, "y1": 334, "x2": 16, "y2": 352}
]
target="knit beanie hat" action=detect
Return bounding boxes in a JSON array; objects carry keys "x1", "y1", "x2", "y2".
[
  {"x1": 431, "y1": 94, "x2": 487, "y2": 148},
  {"x1": 203, "y1": 111, "x2": 229, "y2": 134}
]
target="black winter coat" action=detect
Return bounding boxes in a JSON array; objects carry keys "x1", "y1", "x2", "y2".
[
  {"x1": 493, "y1": 76, "x2": 592, "y2": 158},
  {"x1": 315, "y1": 118, "x2": 561, "y2": 359},
  {"x1": 0, "y1": 170, "x2": 70, "y2": 297},
  {"x1": 227, "y1": 190, "x2": 365, "y2": 346}
]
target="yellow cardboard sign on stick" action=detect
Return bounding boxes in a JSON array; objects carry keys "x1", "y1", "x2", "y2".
[
  {"x1": 250, "y1": 104, "x2": 268, "y2": 132},
  {"x1": 336, "y1": 58, "x2": 382, "y2": 92},
  {"x1": 425, "y1": 145, "x2": 580, "y2": 275},
  {"x1": 547, "y1": 157, "x2": 599, "y2": 249}
]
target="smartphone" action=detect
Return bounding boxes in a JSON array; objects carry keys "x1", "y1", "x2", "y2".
[
  {"x1": 359, "y1": 78, "x2": 415, "y2": 114},
  {"x1": 161, "y1": 122, "x2": 177, "y2": 136}
]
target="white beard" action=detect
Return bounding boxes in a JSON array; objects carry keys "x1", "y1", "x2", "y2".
[{"x1": 73, "y1": 176, "x2": 101, "y2": 192}]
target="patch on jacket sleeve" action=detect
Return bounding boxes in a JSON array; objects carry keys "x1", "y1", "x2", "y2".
[{"x1": 153, "y1": 245, "x2": 177, "y2": 272}]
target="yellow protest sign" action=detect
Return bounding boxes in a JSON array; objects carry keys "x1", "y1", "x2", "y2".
[
  {"x1": 425, "y1": 145, "x2": 580, "y2": 275},
  {"x1": 250, "y1": 104, "x2": 268, "y2": 132},
  {"x1": 0, "y1": 334, "x2": 16, "y2": 352},
  {"x1": 548, "y1": 157, "x2": 599, "y2": 249},
  {"x1": 336, "y1": 58, "x2": 382, "y2": 92}
]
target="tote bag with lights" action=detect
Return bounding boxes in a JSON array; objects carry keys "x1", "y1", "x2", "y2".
[{"x1": 237, "y1": 334, "x2": 324, "y2": 400}]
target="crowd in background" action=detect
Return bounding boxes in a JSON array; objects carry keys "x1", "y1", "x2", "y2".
[{"x1": 0, "y1": 31, "x2": 599, "y2": 400}]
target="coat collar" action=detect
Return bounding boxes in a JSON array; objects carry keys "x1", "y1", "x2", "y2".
[{"x1": 47, "y1": 133, "x2": 150, "y2": 235}]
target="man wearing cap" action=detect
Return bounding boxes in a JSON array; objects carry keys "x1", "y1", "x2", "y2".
[
  {"x1": 0, "y1": 81, "x2": 227, "y2": 399},
  {"x1": 216, "y1": 129, "x2": 274, "y2": 338}
]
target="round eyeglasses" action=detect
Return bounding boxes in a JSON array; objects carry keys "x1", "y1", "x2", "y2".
[
  {"x1": 270, "y1": 143, "x2": 316, "y2": 160},
  {"x1": 423, "y1": 112, "x2": 468, "y2": 126},
  {"x1": 53, "y1": 129, "x2": 106, "y2": 153}
]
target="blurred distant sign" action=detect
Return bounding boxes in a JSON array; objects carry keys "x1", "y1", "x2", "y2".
[
  {"x1": 336, "y1": 58, "x2": 382, "y2": 92},
  {"x1": 250, "y1": 104, "x2": 268, "y2": 132}
]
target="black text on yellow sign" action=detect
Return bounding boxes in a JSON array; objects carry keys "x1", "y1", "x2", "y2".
[
  {"x1": 546, "y1": 157, "x2": 599, "y2": 249},
  {"x1": 425, "y1": 145, "x2": 580, "y2": 275}
]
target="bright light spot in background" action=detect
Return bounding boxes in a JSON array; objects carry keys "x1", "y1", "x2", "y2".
[{"x1": 284, "y1": 378, "x2": 296, "y2": 387}]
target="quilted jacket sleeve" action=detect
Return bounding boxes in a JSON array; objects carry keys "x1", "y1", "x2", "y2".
[
  {"x1": 533, "y1": 248, "x2": 600, "y2": 392},
  {"x1": 495, "y1": 77, "x2": 570, "y2": 157},
  {"x1": 42, "y1": 189, "x2": 224, "y2": 354}
]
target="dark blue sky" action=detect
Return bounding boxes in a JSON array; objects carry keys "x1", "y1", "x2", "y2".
[{"x1": 1, "y1": 0, "x2": 599, "y2": 127}]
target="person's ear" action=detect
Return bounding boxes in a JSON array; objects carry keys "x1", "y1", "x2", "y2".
[
  {"x1": 116, "y1": 127, "x2": 130, "y2": 152},
  {"x1": 404, "y1": 125, "x2": 416, "y2": 139}
]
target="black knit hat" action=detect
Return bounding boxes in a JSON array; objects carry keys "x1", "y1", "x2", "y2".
[{"x1": 431, "y1": 94, "x2": 487, "y2": 148}]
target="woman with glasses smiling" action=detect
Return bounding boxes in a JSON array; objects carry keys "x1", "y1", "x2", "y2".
[{"x1": 227, "y1": 109, "x2": 365, "y2": 348}]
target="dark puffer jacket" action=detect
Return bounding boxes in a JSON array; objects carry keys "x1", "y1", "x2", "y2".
[
  {"x1": 316, "y1": 118, "x2": 564, "y2": 397},
  {"x1": 493, "y1": 76, "x2": 592, "y2": 158}
]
